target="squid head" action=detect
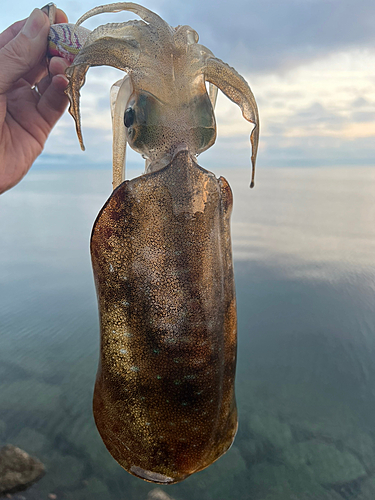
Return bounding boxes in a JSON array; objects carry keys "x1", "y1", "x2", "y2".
[{"x1": 65, "y1": 2, "x2": 259, "y2": 187}]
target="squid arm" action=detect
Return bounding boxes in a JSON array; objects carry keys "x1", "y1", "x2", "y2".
[
  {"x1": 65, "y1": 37, "x2": 140, "y2": 154},
  {"x1": 204, "y1": 58, "x2": 259, "y2": 187},
  {"x1": 208, "y1": 83, "x2": 218, "y2": 110},
  {"x1": 110, "y1": 76, "x2": 133, "y2": 186}
]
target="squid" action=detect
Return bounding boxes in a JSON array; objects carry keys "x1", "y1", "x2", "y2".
[{"x1": 45, "y1": 2, "x2": 259, "y2": 484}]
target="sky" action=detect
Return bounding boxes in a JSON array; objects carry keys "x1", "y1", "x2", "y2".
[{"x1": 2, "y1": 0, "x2": 375, "y2": 175}]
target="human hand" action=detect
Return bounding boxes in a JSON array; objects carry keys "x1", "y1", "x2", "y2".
[{"x1": 0, "y1": 7, "x2": 70, "y2": 194}]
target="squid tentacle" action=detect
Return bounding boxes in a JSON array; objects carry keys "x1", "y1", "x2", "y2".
[
  {"x1": 209, "y1": 83, "x2": 218, "y2": 110},
  {"x1": 110, "y1": 76, "x2": 133, "y2": 187},
  {"x1": 65, "y1": 36, "x2": 140, "y2": 150},
  {"x1": 84, "y1": 20, "x2": 146, "y2": 47},
  {"x1": 204, "y1": 57, "x2": 259, "y2": 187},
  {"x1": 74, "y1": 2, "x2": 173, "y2": 38}
]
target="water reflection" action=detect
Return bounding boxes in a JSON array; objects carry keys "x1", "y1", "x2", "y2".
[{"x1": 0, "y1": 166, "x2": 375, "y2": 499}]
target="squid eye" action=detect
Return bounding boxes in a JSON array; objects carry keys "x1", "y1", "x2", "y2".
[{"x1": 124, "y1": 107, "x2": 135, "y2": 128}]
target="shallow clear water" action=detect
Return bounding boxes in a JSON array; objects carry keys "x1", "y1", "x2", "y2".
[{"x1": 1, "y1": 165, "x2": 375, "y2": 499}]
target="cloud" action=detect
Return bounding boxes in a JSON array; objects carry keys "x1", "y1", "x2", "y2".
[
  {"x1": 289, "y1": 102, "x2": 346, "y2": 130},
  {"x1": 351, "y1": 111, "x2": 375, "y2": 123},
  {"x1": 2, "y1": 0, "x2": 375, "y2": 173},
  {"x1": 4, "y1": 0, "x2": 375, "y2": 75},
  {"x1": 42, "y1": 43, "x2": 375, "y2": 172},
  {"x1": 174, "y1": 0, "x2": 375, "y2": 74}
]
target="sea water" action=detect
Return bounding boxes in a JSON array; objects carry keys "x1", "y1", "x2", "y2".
[{"x1": 1, "y1": 165, "x2": 375, "y2": 500}]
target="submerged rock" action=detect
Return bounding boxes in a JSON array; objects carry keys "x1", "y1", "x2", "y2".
[
  {"x1": 247, "y1": 413, "x2": 293, "y2": 450},
  {"x1": 146, "y1": 488, "x2": 175, "y2": 500},
  {"x1": 12, "y1": 428, "x2": 49, "y2": 458},
  {"x1": 0, "y1": 444, "x2": 45, "y2": 494},
  {"x1": 357, "y1": 475, "x2": 375, "y2": 500},
  {"x1": 239, "y1": 412, "x2": 293, "y2": 464},
  {"x1": 69, "y1": 477, "x2": 111, "y2": 500},
  {"x1": 0, "y1": 380, "x2": 61, "y2": 414},
  {"x1": 0, "y1": 420, "x2": 6, "y2": 442},
  {"x1": 39, "y1": 451, "x2": 84, "y2": 491},
  {"x1": 282, "y1": 440, "x2": 366, "y2": 485},
  {"x1": 249, "y1": 462, "x2": 343, "y2": 500}
]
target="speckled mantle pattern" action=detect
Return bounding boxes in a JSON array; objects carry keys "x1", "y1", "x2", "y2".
[{"x1": 91, "y1": 150, "x2": 237, "y2": 483}]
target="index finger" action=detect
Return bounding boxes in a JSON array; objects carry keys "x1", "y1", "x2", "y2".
[{"x1": 54, "y1": 8, "x2": 68, "y2": 24}]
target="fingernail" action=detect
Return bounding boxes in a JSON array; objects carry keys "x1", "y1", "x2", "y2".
[
  {"x1": 21, "y1": 8, "x2": 48, "y2": 39},
  {"x1": 57, "y1": 74, "x2": 69, "y2": 85},
  {"x1": 41, "y1": 3, "x2": 55, "y2": 24}
]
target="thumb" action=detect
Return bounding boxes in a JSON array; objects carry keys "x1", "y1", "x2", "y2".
[{"x1": 0, "y1": 8, "x2": 49, "y2": 95}]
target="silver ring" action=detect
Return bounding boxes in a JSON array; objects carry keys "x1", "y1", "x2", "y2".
[{"x1": 31, "y1": 85, "x2": 42, "y2": 98}]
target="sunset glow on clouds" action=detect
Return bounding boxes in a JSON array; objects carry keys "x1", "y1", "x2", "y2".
[
  {"x1": 249, "y1": 49, "x2": 375, "y2": 167},
  {"x1": 1, "y1": 0, "x2": 375, "y2": 171}
]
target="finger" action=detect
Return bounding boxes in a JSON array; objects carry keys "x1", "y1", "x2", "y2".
[
  {"x1": 55, "y1": 8, "x2": 68, "y2": 24},
  {"x1": 0, "y1": 8, "x2": 68, "y2": 52},
  {"x1": 23, "y1": 64, "x2": 48, "y2": 88},
  {"x1": 35, "y1": 73, "x2": 51, "y2": 96},
  {"x1": 51, "y1": 73, "x2": 69, "y2": 93},
  {"x1": 37, "y1": 73, "x2": 69, "y2": 129},
  {"x1": 0, "y1": 9, "x2": 50, "y2": 95},
  {"x1": 37, "y1": 55, "x2": 69, "y2": 94},
  {"x1": 0, "y1": 19, "x2": 26, "y2": 50},
  {"x1": 41, "y1": 3, "x2": 68, "y2": 24},
  {"x1": 49, "y1": 54, "x2": 70, "y2": 76},
  {"x1": 25, "y1": 31, "x2": 71, "y2": 88}
]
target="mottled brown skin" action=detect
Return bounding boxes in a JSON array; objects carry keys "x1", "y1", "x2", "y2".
[{"x1": 91, "y1": 150, "x2": 237, "y2": 484}]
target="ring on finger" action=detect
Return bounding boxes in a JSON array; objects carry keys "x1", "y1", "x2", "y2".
[{"x1": 31, "y1": 84, "x2": 42, "y2": 97}]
